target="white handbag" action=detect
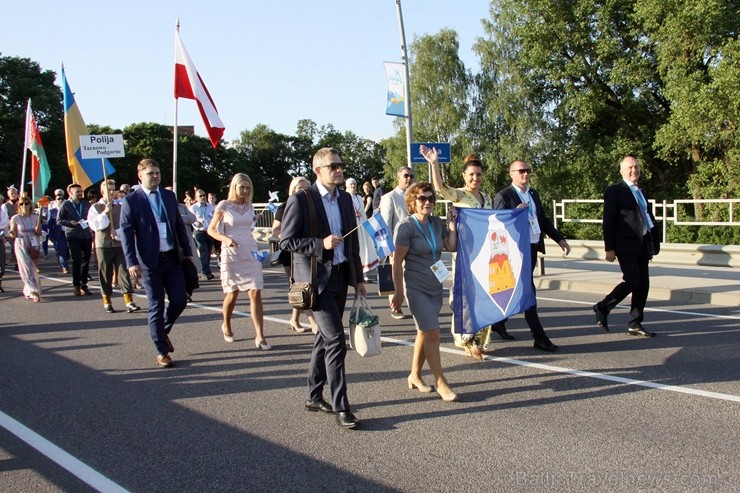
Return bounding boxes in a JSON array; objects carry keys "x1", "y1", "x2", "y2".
[{"x1": 349, "y1": 295, "x2": 381, "y2": 357}]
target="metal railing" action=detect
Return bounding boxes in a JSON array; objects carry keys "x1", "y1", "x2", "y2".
[{"x1": 552, "y1": 198, "x2": 740, "y2": 242}]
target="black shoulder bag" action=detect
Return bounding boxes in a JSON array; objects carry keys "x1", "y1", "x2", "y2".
[{"x1": 288, "y1": 189, "x2": 318, "y2": 310}]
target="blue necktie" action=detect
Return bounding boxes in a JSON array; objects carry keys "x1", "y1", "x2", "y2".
[
  {"x1": 152, "y1": 191, "x2": 170, "y2": 240},
  {"x1": 632, "y1": 185, "x2": 653, "y2": 233}
]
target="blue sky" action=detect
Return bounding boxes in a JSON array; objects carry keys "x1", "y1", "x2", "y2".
[{"x1": 1, "y1": 1, "x2": 491, "y2": 144}]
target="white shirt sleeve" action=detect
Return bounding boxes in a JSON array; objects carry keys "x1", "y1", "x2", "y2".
[{"x1": 87, "y1": 204, "x2": 110, "y2": 231}]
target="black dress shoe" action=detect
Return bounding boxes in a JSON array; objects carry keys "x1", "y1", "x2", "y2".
[
  {"x1": 592, "y1": 304, "x2": 609, "y2": 331},
  {"x1": 336, "y1": 411, "x2": 359, "y2": 429},
  {"x1": 627, "y1": 325, "x2": 656, "y2": 337},
  {"x1": 305, "y1": 399, "x2": 333, "y2": 413},
  {"x1": 533, "y1": 338, "x2": 559, "y2": 352},
  {"x1": 493, "y1": 326, "x2": 515, "y2": 340}
]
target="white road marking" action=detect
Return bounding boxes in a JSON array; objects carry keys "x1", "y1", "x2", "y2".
[{"x1": 0, "y1": 410, "x2": 131, "y2": 492}]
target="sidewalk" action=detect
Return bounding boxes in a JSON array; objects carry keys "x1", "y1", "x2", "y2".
[{"x1": 536, "y1": 256, "x2": 740, "y2": 307}]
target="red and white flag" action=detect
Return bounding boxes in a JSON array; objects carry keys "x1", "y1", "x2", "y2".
[{"x1": 174, "y1": 29, "x2": 225, "y2": 148}]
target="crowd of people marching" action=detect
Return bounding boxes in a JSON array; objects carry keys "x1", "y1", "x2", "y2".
[{"x1": 1, "y1": 148, "x2": 659, "y2": 429}]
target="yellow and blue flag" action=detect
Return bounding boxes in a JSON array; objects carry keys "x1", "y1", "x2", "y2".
[
  {"x1": 61, "y1": 66, "x2": 115, "y2": 190},
  {"x1": 453, "y1": 208, "x2": 536, "y2": 334}
]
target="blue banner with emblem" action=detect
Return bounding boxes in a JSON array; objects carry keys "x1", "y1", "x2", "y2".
[{"x1": 453, "y1": 208, "x2": 535, "y2": 334}]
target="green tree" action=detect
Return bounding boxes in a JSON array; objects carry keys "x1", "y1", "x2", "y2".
[
  {"x1": 636, "y1": 0, "x2": 740, "y2": 202},
  {"x1": 0, "y1": 55, "x2": 66, "y2": 194}
]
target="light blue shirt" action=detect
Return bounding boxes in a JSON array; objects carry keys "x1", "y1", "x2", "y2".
[
  {"x1": 623, "y1": 179, "x2": 654, "y2": 235},
  {"x1": 316, "y1": 180, "x2": 347, "y2": 265},
  {"x1": 140, "y1": 185, "x2": 174, "y2": 251}
]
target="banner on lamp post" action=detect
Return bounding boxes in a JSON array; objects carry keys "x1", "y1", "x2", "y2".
[{"x1": 383, "y1": 61, "x2": 406, "y2": 117}]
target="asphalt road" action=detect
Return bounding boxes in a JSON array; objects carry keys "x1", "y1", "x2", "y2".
[{"x1": 1, "y1": 257, "x2": 739, "y2": 493}]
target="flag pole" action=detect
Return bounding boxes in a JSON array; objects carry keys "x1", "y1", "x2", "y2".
[
  {"x1": 21, "y1": 99, "x2": 31, "y2": 201},
  {"x1": 172, "y1": 18, "x2": 180, "y2": 196},
  {"x1": 395, "y1": 0, "x2": 414, "y2": 171}
]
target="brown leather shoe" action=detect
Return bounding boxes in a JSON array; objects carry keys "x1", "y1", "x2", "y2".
[
  {"x1": 73, "y1": 287, "x2": 82, "y2": 297},
  {"x1": 156, "y1": 354, "x2": 174, "y2": 368}
]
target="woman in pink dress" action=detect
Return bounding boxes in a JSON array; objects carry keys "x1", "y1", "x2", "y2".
[
  {"x1": 8, "y1": 198, "x2": 43, "y2": 302},
  {"x1": 207, "y1": 173, "x2": 271, "y2": 350}
]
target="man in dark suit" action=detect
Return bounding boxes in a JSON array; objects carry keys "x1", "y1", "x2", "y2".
[
  {"x1": 593, "y1": 156, "x2": 658, "y2": 337},
  {"x1": 279, "y1": 147, "x2": 366, "y2": 429},
  {"x1": 120, "y1": 158, "x2": 194, "y2": 368},
  {"x1": 491, "y1": 160, "x2": 570, "y2": 352}
]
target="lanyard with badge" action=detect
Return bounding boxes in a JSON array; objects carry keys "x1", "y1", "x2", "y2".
[
  {"x1": 152, "y1": 191, "x2": 169, "y2": 241},
  {"x1": 73, "y1": 201, "x2": 89, "y2": 230},
  {"x1": 19, "y1": 215, "x2": 39, "y2": 248},
  {"x1": 411, "y1": 216, "x2": 450, "y2": 283},
  {"x1": 513, "y1": 187, "x2": 541, "y2": 237}
]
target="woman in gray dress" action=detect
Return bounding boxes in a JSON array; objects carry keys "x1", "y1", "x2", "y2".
[{"x1": 391, "y1": 182, "x2": 458, "y2": 402}]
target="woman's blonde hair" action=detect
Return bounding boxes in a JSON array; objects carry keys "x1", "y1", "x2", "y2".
[
  {"x1": 288, "y1": 176, "x2": 310, "y2": 196},
  {"x1": 227, "y1": 173, "x2": 254, "y2": 204}
]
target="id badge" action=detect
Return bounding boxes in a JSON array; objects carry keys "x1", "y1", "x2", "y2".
[
  {"x1": 530, "y1": 217, "x2": 541, "y2": 236},
  {"x1": 157, "y1": 221, "x2": 168, "y2": 239},
  {"x1": 30, "y1": 236, "x2": 39, "y2": 247},
  {"x1": 78, "y1": 219, "x2": 89, "y2": 230},
  {"x1": 430, "y1": 259, "x2": 451, "y2": 283}
]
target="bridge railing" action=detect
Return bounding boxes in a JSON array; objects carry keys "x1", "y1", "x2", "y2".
[{"x1": 552, "y1": 198, "x2": 740, "y2": 243}]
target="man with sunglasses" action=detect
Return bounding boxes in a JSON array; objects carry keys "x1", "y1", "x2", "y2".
[
  {"x1": 47, "y1": 190, "x2": 71, "y2": 274},
  {"x1": 380, "y1": 166, "x2": 416, "y2": 319},
  {"x1": 279, "y1": 147, "x2": 366, "y2": 429},
  {"x1": 189, "y1": 189, "x2": 215, "y2": 280},
  {"x1": 491, "y1": 160, "x2": 570, "y2": 352}
]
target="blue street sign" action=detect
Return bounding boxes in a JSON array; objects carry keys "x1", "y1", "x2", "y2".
[{"x1": 410, "y1": 142, "x2": 451, "y2": 164}]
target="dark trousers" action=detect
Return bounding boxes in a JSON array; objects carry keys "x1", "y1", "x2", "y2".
[
  {"x1": 67, "y1": 236, "x2": 91, "y2": 288},
  {"x1": 193, "y1": 230, "x2": 213, "y2": 276},
  {"x1": 97, "y1": 247, "x2": 133, "y2": 297},
  {"x1": 0, "y1": 238, "x2": 6, "y2": 279},
  {"x1": 141, "y1": 252, "x2": 188, "y2": 355},
  {"x1": 52, "y1": 235, "x2": 69, "y2": 269},
  {"x1": 308, "y1": 264, "x2": 351, "y2": 412},
  {"x1": 492, "y1": 244, "x2": 548, "y2": 340},
  {"x1": 597, "y1": 239, "x2": 651, "y2": 327}
]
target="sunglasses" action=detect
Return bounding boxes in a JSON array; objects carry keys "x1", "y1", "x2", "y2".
[
  {"x1": 416, "y1": 195, "x2": 435, "y2": 203},
  {"x1": 21, "y1": 203, "x2": 32, "y2": 207},
  {"x1": 197, "y1": 195, "x2": 205, "y2": 198},
  {"x1": 403, "y1": 173, "x2": 415, "y2": 179},
  {"x1": 319, "y1": 162, "x2": 344, "y2": 171},
  {"x1": 56, "y1": 196, "x2": 64, "y2": 199},
  {"x1": 513, "y1": 168, "x2": 532, "y2": 175}
]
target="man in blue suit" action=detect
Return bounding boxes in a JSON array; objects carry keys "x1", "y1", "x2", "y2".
[
  {"x1": 279, "y1": 147, "x2": 366, "y2": 429},
  {"x1": 120, "y1": 158, "x2": 193, "y2": 368}
]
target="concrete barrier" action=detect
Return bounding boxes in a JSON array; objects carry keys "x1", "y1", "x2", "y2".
[{"x1": 549, "y1": 240, "x2": 740, "y2": 268}]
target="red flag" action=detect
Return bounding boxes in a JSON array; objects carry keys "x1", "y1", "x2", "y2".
[
  {"x1": 25, "y1": 100, "x2": 51, "y2": 202},
  {"x1": 174, "y1": 29, "x2": 225, "y2": 148}
]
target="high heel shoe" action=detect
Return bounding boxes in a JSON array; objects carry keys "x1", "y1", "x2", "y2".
[
  {"x1": 465, "y1": 346, "x2": 484, "y2": 360},
  {"x1": 221, "y1": 324, "x2": 234, "y2": 343},
  {"x1": 289, "y1": 323, "x2": 307, "y2": 333},
  {"x1": 407, "y1": 376, "x2": 433, "y2": 393},
  {"x1": 255, "y1": 339, "x2": 272, "y2": 351},
  {"x1": 436, "y1": 388, "x2": 458, "y2": 402}
]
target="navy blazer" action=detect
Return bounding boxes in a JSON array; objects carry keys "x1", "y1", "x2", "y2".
[
  {"x1": 279, "y1": 185, "x2": 362, "y2": 293},
  {"x1": 494, "y1": 185, "x2": 565, "y2": 254},
  {"x1": 603, "y1": 180, "x2": 658, "y2": 255},
  {"x1": 120, "y1": 187, "x2": 193, "y2": 270}
]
